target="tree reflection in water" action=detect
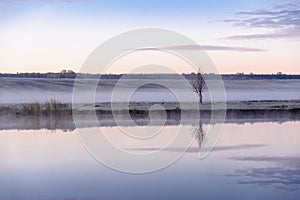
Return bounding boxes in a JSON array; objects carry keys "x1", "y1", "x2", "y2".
[{"x1": 193, "y1": 121, "x2": 206, "y2": 150}]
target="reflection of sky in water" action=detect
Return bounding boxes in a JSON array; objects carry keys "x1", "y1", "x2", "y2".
[
  {"x1": 0, "y1": 122, "x2": 299, "y2": 199},
  {"x1": 227, "y1": 156, "x2": 300, "y2": 191}
]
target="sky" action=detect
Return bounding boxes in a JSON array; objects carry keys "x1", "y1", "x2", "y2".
[{"x1": 0, "y1": 0, "x2": 299, "y2": 74}]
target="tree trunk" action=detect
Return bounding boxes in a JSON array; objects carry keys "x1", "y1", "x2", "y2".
[{"x1": 199, "y1": 93, "x2": 203, "y2": 104}]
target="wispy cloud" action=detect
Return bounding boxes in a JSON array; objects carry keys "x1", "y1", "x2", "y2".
[
  {"x1": 226, "y1": 30, "x2": 300, "y2": 40},
  {"x1": 136, "y1": 45, "x2": 266, "y2": 52},
  {"x1": 224, "y1": 2, "x2": 300, "y2": 40},
  {"x1": 202, "y1": 45, "x2": 266, "y2": 52}
]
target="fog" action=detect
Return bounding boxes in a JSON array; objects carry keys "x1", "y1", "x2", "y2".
[{"x1": 0, "y1": 78, "x2": 299, "y2": 103}]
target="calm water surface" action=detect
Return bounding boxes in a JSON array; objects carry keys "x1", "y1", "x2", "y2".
[{"x1": 0, "y1": 121, "x2": 299, "y2": 200}]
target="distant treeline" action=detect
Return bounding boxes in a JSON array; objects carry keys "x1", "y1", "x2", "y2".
[
  {"x1": 220, "y1": 74, "x2": 300, "y2": 80},
  {"x1": 0, "y1": 72, "x2": 77, "y2": 79},
  {"x1": 0, "y1": 72, "x2": 300, "y2": 80}
]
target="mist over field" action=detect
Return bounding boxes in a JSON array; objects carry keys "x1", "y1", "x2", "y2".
[{"x1": 0, "y1": 78, "x2": 299, "y2": 103}]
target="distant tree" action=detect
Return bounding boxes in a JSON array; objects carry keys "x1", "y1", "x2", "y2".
[
  {"x1": 67, "y1": 70, "x2": 75, "y2": 74},
  {"x1": 192, "y1": 69, "x2": 206, "y2": 104}
]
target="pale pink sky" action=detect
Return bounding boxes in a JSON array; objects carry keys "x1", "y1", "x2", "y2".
[{"x1": 0, "y1": 0, "x2": 299, "y2": 74}]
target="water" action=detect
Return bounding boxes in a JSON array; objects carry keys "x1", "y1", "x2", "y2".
[{"x1": 1, "y1": 120, "x2": 299, "y2": 200}]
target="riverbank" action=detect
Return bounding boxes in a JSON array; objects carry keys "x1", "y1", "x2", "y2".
[
  {"x1": 0, "y1": 100, "x2": 299, "y2": 130},
  {"x1": 0, "y1": 100, "x2": 299, "y2": 116}
]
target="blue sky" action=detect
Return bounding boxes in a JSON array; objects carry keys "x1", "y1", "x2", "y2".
[{"x1": 0, "y1": 0, "x2": 299, "y2": 73}]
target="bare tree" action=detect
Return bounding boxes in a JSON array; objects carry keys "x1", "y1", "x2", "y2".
[{"x1": 192, "y1": 69, "x2": 206, "y2": 104}]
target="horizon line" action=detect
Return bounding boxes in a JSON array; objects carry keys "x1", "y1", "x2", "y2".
[{"x1": 1, "y1": 72, "x2": 300, "y2": 76}]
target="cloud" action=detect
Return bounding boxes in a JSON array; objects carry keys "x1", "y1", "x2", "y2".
[
  {"x1": 136, "y1": 45, "x2": 267, "y2": 52},
  {"x1": 224, "y1": 2, "x2": 300, "y2": 40},
  {"x1": 226, "y1": 30, "x2": 300, "y2": 40}
]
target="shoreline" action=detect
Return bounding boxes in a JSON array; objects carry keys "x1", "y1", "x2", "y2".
[
  {"x1": 1, "y1": 100, "x2": 300, "y2": 115},
  {"x1": 0, "y1": 99, "x2": 300, "y2": 131},
  {"x1": 0, "y1": 100, "x2": 299, "y2": 120}
]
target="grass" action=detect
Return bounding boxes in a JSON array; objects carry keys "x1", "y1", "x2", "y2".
[{"x1": 21, "y1": 99, "x2": 72, "y2": 117}]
